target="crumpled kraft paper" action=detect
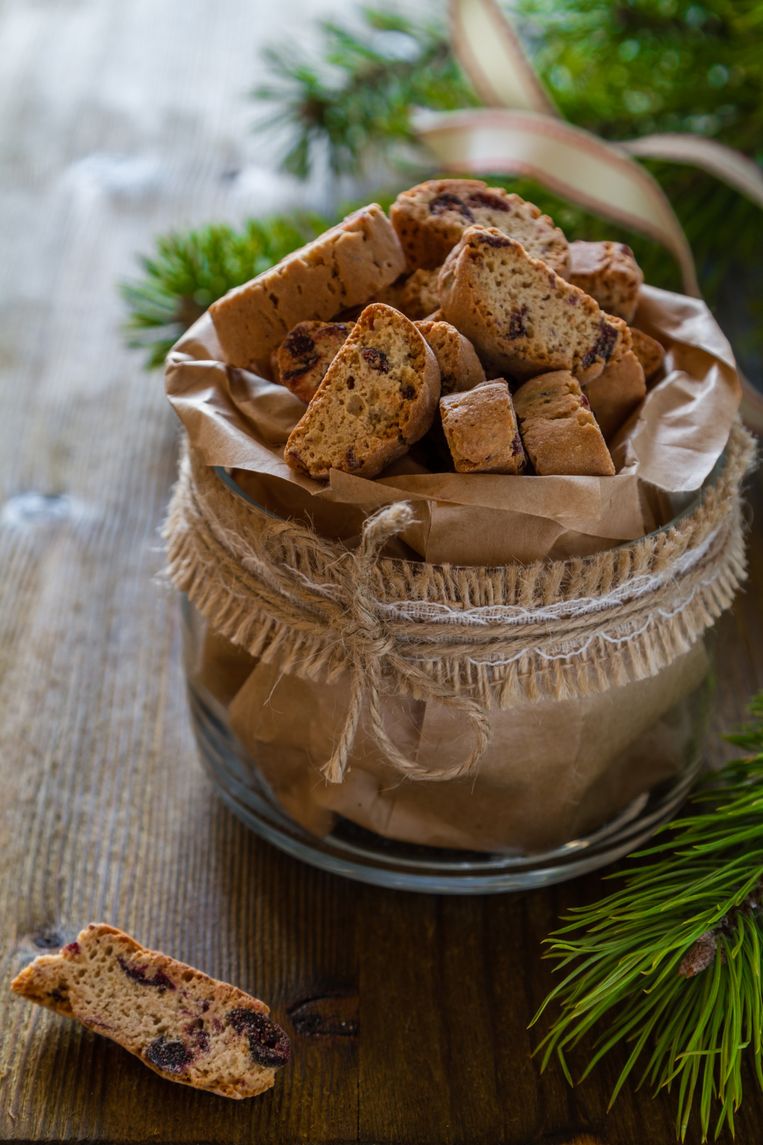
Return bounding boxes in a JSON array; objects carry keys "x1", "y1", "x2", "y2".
[
  {"x1": 195, "y1": 633, "x2": 709, "y2": 853},
  {"x1": 166, "y1": 285, "x2": 741, "y2": 565}
]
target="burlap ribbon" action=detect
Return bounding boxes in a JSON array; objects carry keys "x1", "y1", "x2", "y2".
[{"x1": 164, "y1": 423, "x2": 755, "y2": 784}]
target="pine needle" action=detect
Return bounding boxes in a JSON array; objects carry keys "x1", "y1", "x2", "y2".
[
  {"x1": 532, "y1": 694, "x2": 763, "y2": 1141},
  {"x1": 120, "y1": 213, "x2": 330, "y2": 368}
]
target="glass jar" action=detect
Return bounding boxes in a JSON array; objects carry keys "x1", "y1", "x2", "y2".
[{"x1": 178, "y1": 471, "x2": 724, "y2": 895}]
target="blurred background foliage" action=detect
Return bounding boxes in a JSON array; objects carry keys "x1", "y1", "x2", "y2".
[{"x1": 125, "y1": 1, "x2": 763, "y2": 377}]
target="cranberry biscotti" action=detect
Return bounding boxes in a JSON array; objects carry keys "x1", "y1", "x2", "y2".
[
  {"x1": 11, "y1": 923, "x2": 290, "y2": 1099},
  {"x1": 210, "y1": 204, "x2": 405, "y2": 376},
  {"x1": 285, "y1": 303, "x2": 440, "y2": 480}
]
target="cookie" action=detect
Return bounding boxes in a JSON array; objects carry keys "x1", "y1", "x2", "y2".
[
  {"x1": 514, "y1": 371, "x2": 615, "y2": 476},
  {"x1": 582, "y1": 350, "x2": 646, "y2": 439},
  {"x1": 284, "y1": 303, "x2": 441, "y2": 480},
  {"x1": 567, "y1": 240, "x2": 644, "y2": 322},
  {"x1": 10, "y1": 923, "x2": 289, "y2": 1100},
  {"x1": 438, "y1": 226, "x2": 631, "y2": 383},
  {"x1": 378, "y1": 268, "x2": 442, "y2": 320},
  {"x1": 390, "y1": 179, "x2": 569, "y2": 274},
  {"x1": 272, "y1": 320, "x2": 354, "y2": 403},
  {"x1": 630, "y1": 326, "x2": 666, "y2": 382},
  {"x1": 440, "y1": 381, "x2": 526, "y2": 474},
  {"x1": 416, "y1": 319, "x2": 486, "y2": 395},
  {"x1": 209, "y1": 205, "x2": 405, "y2": 376}
]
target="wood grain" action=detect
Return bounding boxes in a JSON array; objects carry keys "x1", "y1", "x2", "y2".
[{"x1": 0, "y1": 2, "x2": 761, "y2": 1143}]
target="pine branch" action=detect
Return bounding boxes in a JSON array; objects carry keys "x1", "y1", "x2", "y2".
[
  {"x1": 252, "y1": 5, "x2": 476, "y2": 180},
  {"x1": 532, "y1": 693, "x2": 763, "y2": 1142},
  {"x1": 120, "y1": 213, "x2": 330, "y2": 368}
]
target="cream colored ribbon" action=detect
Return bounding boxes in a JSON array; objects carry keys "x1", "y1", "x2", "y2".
[{"x1": 414, "y1": 0, "x2": 763, "y2": 300}]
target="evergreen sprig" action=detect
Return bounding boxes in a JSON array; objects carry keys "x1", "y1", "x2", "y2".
[
  {"x1": 121, "y1": 213, "x2": 329, "y2": 367},
  {"x1": 252, "y1": 6, "x2": 476, "y2": 180},
  {"x1": 533, "y1": 694, "x2": 763, "y2": 1142}
]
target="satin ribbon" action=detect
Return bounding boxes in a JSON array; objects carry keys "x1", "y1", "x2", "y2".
[
  {"x1": 438, "y1": 0, "x2": 763, "y2": 278},
  {"x1": 414, "y1": 0, "x2": 763, "y2": 422}
]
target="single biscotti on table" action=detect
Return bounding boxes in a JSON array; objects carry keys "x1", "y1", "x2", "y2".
[
  {"x1": 272, "y1": 320, "x2": 354, "y2": 403},
  {"x1": 390, "y1": 179, "x2": 569, "y2": 274},
  {"x1": 438, "y1": 226, "x2": 631, "y2": 383},
  {"x1": 284, "y1": 303, "x2": 441, "y2": 481},
  {"x1": 514, "y1": 371, "x2": 615, "y2": 476},
  {"x1": 567, "y1": 240, "x2": 644, "y2": 322},
  {"x1": 440, "y1": 380, "x2": 526, "y2": 474},
  {"x1": 416, "y1": 320, "x2": 486, "y2": 395},
  {"x1": 378, "y1": 267, "x2": 442, "y2": 320},
  {"x1": 209, "y1": 205, "x2": 405, "y2": 376},
  {"x1": 630, "y1": 326, "x2": 666, "y2": 382},
  {"x1": 10, "y1": 923, "x2": 289, "y2": 1100},
  {"x1": 583, "y1": 349, "x2": 646, "y2": 439}
]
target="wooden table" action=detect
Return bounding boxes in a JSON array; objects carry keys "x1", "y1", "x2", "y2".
[{"x1": 1, "y1": 3, "x2": 761, "y2": 1142}]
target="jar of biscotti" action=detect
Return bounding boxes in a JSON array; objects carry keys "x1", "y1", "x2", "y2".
[{"x1": 162, "y1": 196, "x2": 754, "y2": 893}]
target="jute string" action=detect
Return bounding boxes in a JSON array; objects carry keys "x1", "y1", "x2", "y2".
[{"x1": 164, "y1": 423, "x2": 756, "y2": 783}]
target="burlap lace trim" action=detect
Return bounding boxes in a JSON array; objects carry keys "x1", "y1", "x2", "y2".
[{"x1": 164, "y1": 423, "x2": 756, "y2": 782}]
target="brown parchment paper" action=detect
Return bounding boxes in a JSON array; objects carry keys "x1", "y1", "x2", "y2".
[
  {"x1": 166, "y1": 285, "x2": 741, "y2": 564},
  {"x1": 169, "y1": 284, "x2": 743, "y2": 852}
]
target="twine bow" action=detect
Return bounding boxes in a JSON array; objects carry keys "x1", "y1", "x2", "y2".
[{"x1": 319, "y1": 501, "x2": 491, "y2": 783}]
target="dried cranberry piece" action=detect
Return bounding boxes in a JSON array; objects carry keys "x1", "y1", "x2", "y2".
[
  {"x1": 361, "y1": 347, "x2": 390, "y2": 373},
  {"x1": 507, "y1": 305, "x2": 529, "y2": 340},
  {"x1": 581, "y1": 320, "x2": 618, "y2": 368},
  {"x1": 474, "y1": 232, "x2": 512, "y2": 249},
  {"x1": 429, "y1": 192, "x2": 474, "y2": 221},
  {"x1": 228, "y1": 1007, "x2": 290, "y2": 1068},
  {"x1": 283, "y1": 328, "x2": 316, "y2": 358},
  {"x1": 117, "y1": 956, "x2": 175, "y2": 991},
  {"x1": 467, "y1": 190, "x2": 510, "y2": 212},
  {"x1": 146, "y1": 1036, "x2": 192, "y2": 1074},
  {"x1": 283, "y1": 354, "x2": 319, "y2": 381}
]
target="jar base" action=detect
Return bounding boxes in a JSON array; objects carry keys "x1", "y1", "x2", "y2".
[{"x1": 187, "y1": 679, "x2": 704, "y2": 895}]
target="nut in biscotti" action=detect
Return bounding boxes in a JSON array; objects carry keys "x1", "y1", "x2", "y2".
[
  {"x1": 284, "y1": 303, "x2": 441, "y2": 481},
  {"x1": 390, "y1": 179, "x2": 569, "y2": 274},
  {"x1": 438, "y1": 226, "x2": 631, "y2": 383},
  {"x1": 272, "y1": 320, "x2": 354, "y2": 403},
  {"x1": 567, "y1": 240, "x2": 644, "y2": 322},
  {"x1": 440, "y1": 381, "x2": 526, "y2": 474},
  {"x1": 514, "y1": 371, "x2": 615, "y2": 476},
  {"x1": 209, "y1": 204, "x2": 405, "y2": 377},
  {"x1": 583, "y1": 350, "x2": 646, "y2": 439},
  {"x1": 10, "y1": 923, "x2": 289, "y2": 1100},
  {"x1": 416, "y1": 320, "x2": 486, "y2": 395}
]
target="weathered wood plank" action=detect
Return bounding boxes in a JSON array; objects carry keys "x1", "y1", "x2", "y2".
[{"x1": 0, "y1": 1, "x2": 761, "y2": 1143}]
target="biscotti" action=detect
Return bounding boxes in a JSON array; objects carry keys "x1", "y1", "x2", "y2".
[
  {"x1": 379, "y1": 268, "x2": 441, "y2": 320},
  {"x1": 440, "y1": 381, "x2": 526, "y2": 474},
  {"x1": 582, "y1": 350, "x2": 647, "y2": 439},
  {"x1": 391, "y1": 179, "x2": 569, "y2": 274},
  {"x1": 10, "y1": 923, "x2": 289, "y2": 1100},
  {"x1": 514, "y1": 371, "x2": 616, "y2": 476},
  {"x1": 567, "y1": 241, "x2": 644, "y2": 322},
  {"x1": 285, "y1": 303, "x2": 440, "y2": 480},
  {"x1": 272, "y1": 320, "x2": 353, "y2": 403},
  {"x1": 630, "y1": 326, "x2": 666, "y2": 382},
  {"x1": 438, "y1": 226, "x2": 631, "y2": 383},
  {"x1": 209, "y1": 205, "x2": 405, "y2": 376},
  {"x1": 416, "y1": 320, "x2": 486, "y2": 395}
]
